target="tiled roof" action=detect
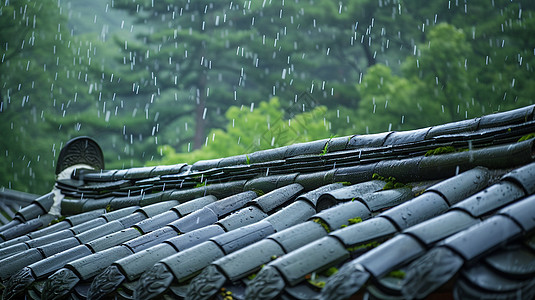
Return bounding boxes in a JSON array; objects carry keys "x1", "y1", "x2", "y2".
[
  {"x1": 0, "y1": 105, "x2": 534, "y2": 300},
  {"x1": 0, "y1": 188, "x2": 38, "y2": 231}
]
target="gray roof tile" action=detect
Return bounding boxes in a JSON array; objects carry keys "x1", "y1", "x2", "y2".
[
  {"x1": 331, "y1": 216, "x2": 397, "y2": 249},
  {"x1": 313, "y1": 200, "x2": 372, "y2": 231},
  {"x1": 169, "y1": 207, "x2": 218, "y2": 233},
  {"x1": 117, "y1": 243, "x2": 176, "y2": 281},
  {"x1": 270, "y1": 221, "x2": 327, "y2": 253},
  {"x1": 171, "y1": 194, "x2": 216, "y2": 216},
  {"x1": 216, "y1": 239, "x2": 285, "y2": 280},
  {"x1": 502, "y1": 161, "x2": 535, "y2": 195},
  {"x1": 26, "y1": 221, "x2": 71, "y2": 240},
  {"x1": 203, "y1": 191, "x2": 256, "y2": 216},
  {"x1": 425, "y1": 166, "x2": 490, "y2": 206},
  {"x1": 249, "y1": 183, "x2": 303, "y2": 212},
  {"x1": 477, "y1": 105, "x2": 535, "y2": 128},
  {"x1": 1, "y1": 248, "x2": 43, "y2": 280},
  {"x1": 64, "y1": 209, "x2": 107, "y2": 226},
  {"x1": 444, "y1": 215, "x2": 523, "y2": 261},
  {"x1": 284, "y1": 139, "x2": 329, "y2": 158},
  {"x1": 379, "y1": 192, "x2": 449, "y2": 230},
  {"x1": 272, "y1": 236, "x2": 349, "y2": 286},
  {"x1": 315, "y1": 180, "x2": 385, "y2": 210},
  {"x1": 452, "y1": 181, "x2": 525, "y2": 217},
  {"x1": 498, "y1": 194, "x2": 535, "y2": 232},
  {"x1": 0, "y1": 215, "x2": 54, "y2": 241},
  {"x1": 358, "y1": 188, "x2": 413, "y2": 212},
  {"x1": 357, "y1": 234, "x2": 425, "y2": 278},
  {"x1": 26, "y1": 229, "x2": 75, "y2": 248},
  {"x1": 403, "y1": 210, "x2": 478, "y2": 246},
  {"x1": 125, "y1": 226, "x2": 177, "y2": 252},
  {"x1": 38, "y1": 245, "x2": 93, "y2": 278},
  {"x1": 383, "y1": 127, "x2": 431, "y2": 145},
  {"x1": 14, "y1": 203, "x2": 47, "y2": 223},
  {"x1": 86, "y1": 228, "x2": 141, "y2": 252},
  {"x1": 295, "y1": 182, "x2": 344, "y2": 207},
  {"x1": 215, "y1": 206, "x2": 268, "y2": 232},
  {"x1": 76, "y1": 220, "x2": 130, "y2": 244},
  {"x1": 133, "y1": 210, "x2": 178, "y2": 234},
  {"x1": 163, "y1": 241, "x2": 224, "y2": 283},
  {"x1": 263, "y1": 200, "x2": 315, "y2": 232},
  {"x1": 211, "y1": 220, "x2": 275, "y2": 254},
  {"x1": 0, "y1": 241, "x2": 29, "y2": 261},
  {"x1": 71, "y1": 245, "x2": 133, "y2": 280},
  {"x1": 425, "y1": 117, "x2": 480, "y2": 138},
  {"x1": 69, "y1": 218, "x2": 108, "y2": 235},
  {"x1": 164, "y1": 225, "x2": 225, "y2": 253},
  {"x1": 348, "y1": 132, "x2": 390, "y2": 148}
]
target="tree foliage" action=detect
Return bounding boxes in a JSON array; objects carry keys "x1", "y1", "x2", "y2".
[
  {"x1": 154, "y1": 97, "x2": 331, "y2": 164},
  {"x1": 1, "y1": 0, "x2": 91, "y2": 192}
]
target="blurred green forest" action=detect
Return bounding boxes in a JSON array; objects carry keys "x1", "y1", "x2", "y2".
[{"x1": 1, "y1": 0, "x2": 534, "y2": 193}]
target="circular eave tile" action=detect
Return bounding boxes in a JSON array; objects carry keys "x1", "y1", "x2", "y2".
[
  {"x1": 484, "y1": 244, "x2": 535, "y2": 277},
  {"x1": 461, "y1": 263, "x2": 527, "y2": 292}
]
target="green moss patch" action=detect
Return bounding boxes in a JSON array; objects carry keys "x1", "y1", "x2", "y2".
[
  {"x1": 194, "y1": 182, "x2": 207, "y2": 188},
  {"x1": 319, "y1": 136, "x2": 337, "y2": 156},
  {"x1": 320, "y1": 142, "x2": 329, "y2": 156},
  {"x1": 372, "y1": 173, "x2": 411, "y2": 190},
  {"x1": 306, "y1": 267, "x2": 339, "y2": 289},
  {"x1": 348, "y1": 217, "x2": 363, "y2": 224},
  {"x1": 323, "y1": 267, "x2": 339, "y2": 277},
  {"x1": 518, "y1": 132, "x2": 535, "y2": 142},
  {"x1": 219, "y1": 288, "x2": 234, "y2": 300},
  {"x1": 387, "y1": 270, "x2": 406, "y2": 279},
  {"x1": 253, "y1": 189, "x2": 265, "y2": 196},
  {"x1": 49, "y1": 216, "x2": 66, "y2": 225},
  {"x1": 312, "y1": 218, "x2": 331, "y2": 233},
  {"x1": 341, "y1": 217, "x2": 363, "y2": 228},
  {"x1": 346, "y1": 241, "x2": 380, "y2": 252},
  {"x1": 425, "y1": 146, "x2": 457, "y2": 156}
]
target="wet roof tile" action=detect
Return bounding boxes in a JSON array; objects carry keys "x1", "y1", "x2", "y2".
[{"x1": 0, "y1": 105, "x2": 534, "y2": 300}]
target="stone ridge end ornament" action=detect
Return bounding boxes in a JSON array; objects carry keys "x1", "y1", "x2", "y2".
[{"x1": 56, "y1": 136, "x2": 105, "y2": 175}]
